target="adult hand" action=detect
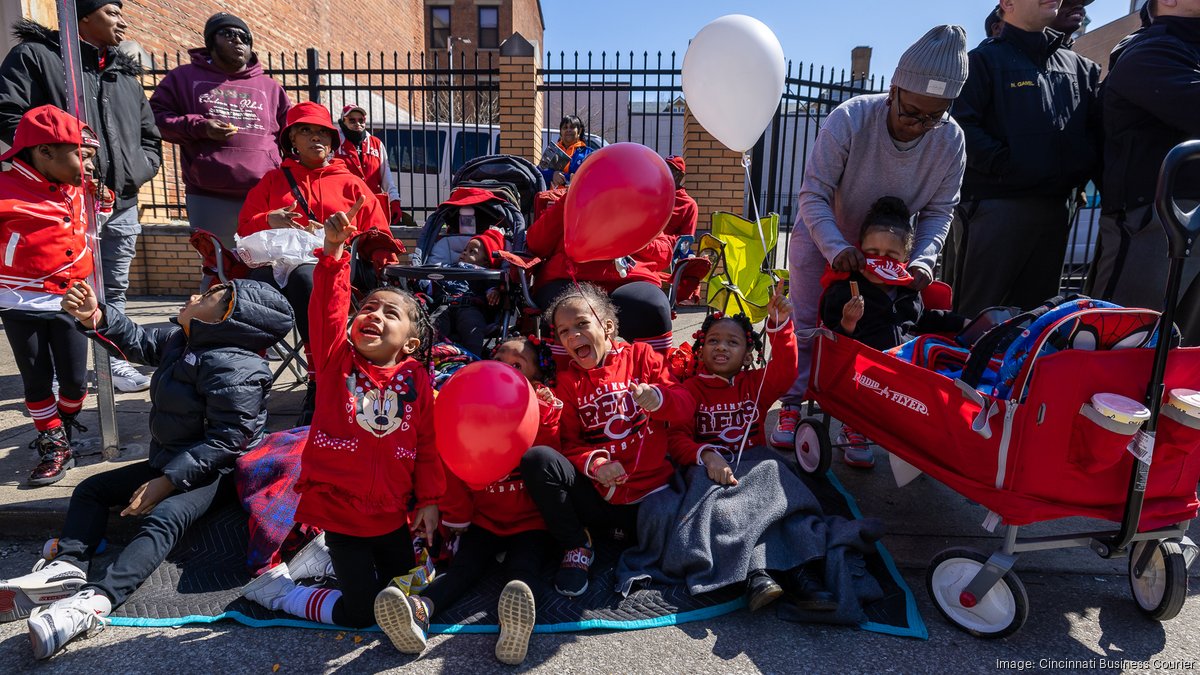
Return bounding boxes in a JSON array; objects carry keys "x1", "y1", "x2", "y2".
[
  {"x1": 412, "y1": 504, "x2": 440, "y2": 543},
  {"x1": 551, "y1": 171, "x2": 567, "y2": 188},
  {"x1": 267, "y1": 203, "x2": 305, "y2": 231},
  {"x1": 832, "y1": 247, "x2": 865, "y2": 273},
  {"x1": 907, "y1": 266, "x2": 933, "y2": 291},
  {"x1": 701, "y1": 449, "x2": 738, "y2": 486},
  {"x1": 630, "y1": 383, "x2": 661, "y2": 411},
  {"x1": 593, "y1": 460, "x2": 628, "y2": 488},
  {"x1": 62, "y1": 281, "x2": 101, "y2": 328},
  {"x1": 121, "y1": 476, "x2": 176, "y2": 517},
  {"x1": 202, "y1": 119, "x2": 238, "y2": 142},
  {"x1": 766, "y1": 281, "x2": 791, "y2": 324}
]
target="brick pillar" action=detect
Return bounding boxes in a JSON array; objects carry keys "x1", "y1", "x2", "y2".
[
  {"x1": 498, "y1": 32, "x2": 543, "y2": 164},
  {"x1": 682, "y1": 106, "x2": 746, "y2": 236}
]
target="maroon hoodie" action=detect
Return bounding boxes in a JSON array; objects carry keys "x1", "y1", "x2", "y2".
[{"x1": 149, "y1": 48, "x2": 291, "y2": 199}]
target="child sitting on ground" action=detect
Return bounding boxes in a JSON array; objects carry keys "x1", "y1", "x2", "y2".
[
  {"x1": 819, "y1": 196, "x2": 967, "y2": 468},
  {"x1": 0, "y1": 275, "x2": 293, "y2": 660},
  {"x1": 520, "y1": 283, "x2": 696, "y2": 597},
  {"x1": 0, "y1": 105, "x2": 103, "y2": 487},
  {"x1": 381, "y1": 336, "x2": 560, "y2": 664},
  {"x1": 429, "y1": 227, "x2": 505, "y2": 357},
  {"x1": 240, "y1": 198, "x2": 445, "y2": 653},
  {"x1": 668, "y1": 293, "x2": 836, "y2": 613}
]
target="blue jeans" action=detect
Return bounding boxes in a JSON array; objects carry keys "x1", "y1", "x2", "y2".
[{"x1": 99, "y1": 206, "x2": 140, "y2": 316}]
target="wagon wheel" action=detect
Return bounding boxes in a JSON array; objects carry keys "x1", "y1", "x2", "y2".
[
  {"x1": 1129, "y1": 540, "x2": 1187, "y2": 621},
  {"x1": 926, "y1": 548, "x2": 1029, "y2": 639},
  {"x1": 794, "y1": 418, "x2": 831, "y2": 475}
]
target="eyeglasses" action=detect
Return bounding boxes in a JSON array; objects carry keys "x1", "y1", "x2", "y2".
[
  {"x1": 216, "y1": 28, "x2": 250, "y2": 45},
  {"x1": 894, "y1": 92, "x2": 950, "y2": 130}
]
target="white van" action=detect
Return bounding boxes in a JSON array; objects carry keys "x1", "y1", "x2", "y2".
[{"x1": 376, "y1": 123, "x2": 606, "y2": 226}]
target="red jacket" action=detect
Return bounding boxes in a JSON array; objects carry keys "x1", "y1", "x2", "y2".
[
  {"x1": 438, "y1": 396, "x2": 560, "y2": 536},
  {"x1": 293, "y1": 250, "x2": 445, "y2": 538},
  {"x1": 669, "y1": 319, "x2": 797, "y2": 460},
  {"x1": 554, "y1": 341, "x2": 696, "y2": 505},
  {"x1": 633, "y1": 188, "x2": 699, "y2": 274},
  {"x1": 237, "y1": 157, "x2": 388, "y2": 238},
  {"x1": 0, "y1": 159, "x2": 92, "y2": 295},
  {"x1": 334, "y1": 134, "x2": 387, "y2": 196},
  {"x1": 525, "y1": 195, "x2": 662, "y2": 292}
]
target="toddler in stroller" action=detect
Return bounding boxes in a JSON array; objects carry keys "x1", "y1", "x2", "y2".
[
  {"x1": 818, "y1": 196, "x2": 968, "y2": 467},
  {"x1": 424, "y1": 228, "x2": 506, "y2": 357}
]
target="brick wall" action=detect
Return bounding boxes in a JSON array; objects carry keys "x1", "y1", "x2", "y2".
[
  {"x1": 498, "y1": 35, "x2": 542, "y2": 164},
  {"x1": 423, "y1": 0, "x2": 542, "y2": 64},
  {"x1": 131, "y1": 225, "x2": 200, "y2": 295},
  {"x1": 682, "y1": 106, "x2": 746, "y2": 234}
]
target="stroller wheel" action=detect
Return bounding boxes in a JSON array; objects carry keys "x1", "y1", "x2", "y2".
[
  {"x1": 794, "y1": 418, "x2": 831, "y2": 475},
  {"x1": 1128, "y1": 540, "x2": 1187, "y2": 621},
  {"x1": 926, "y1": 548, "x2": 1028, "y2": 639}
]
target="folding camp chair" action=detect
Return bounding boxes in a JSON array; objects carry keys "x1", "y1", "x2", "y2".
[
  {"x1": 696, "y1": 211, "x2": 788, "y2": 324},
  {"x1": 188, "y1": 229, "x2": 307, "y2": 385}
]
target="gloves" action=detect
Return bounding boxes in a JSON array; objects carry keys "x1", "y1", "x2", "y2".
[{"x1": 389, "y1": 200, "x2": 405, "y2": 226}]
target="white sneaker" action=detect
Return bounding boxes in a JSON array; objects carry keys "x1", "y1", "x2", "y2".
[
  {"x1": 109, "y1": 360, "x2": 150, "y2": 393},
  {"x1": 0, "y1": 559, "x2": 87, "y2": 622},
  {"x1": 496, "y1": 580, "x2": 535, "y2": 665},
  {"x1": 288, "y1": 533, "x2": 334, "y2": 582},
  {"x1": 240, "y1": 562, "x2": 296, "y2": 611},
  {"x1": 27, "y1": 589, "x2": 110, "y2": 660}
]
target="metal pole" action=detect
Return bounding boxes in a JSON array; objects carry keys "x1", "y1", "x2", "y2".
[
  {"x1": 56, "y1": 0, "x2": 119, "y2": 460},
  {"x1": 447, "y1": 37, "x2": 453, "y2": 127}
]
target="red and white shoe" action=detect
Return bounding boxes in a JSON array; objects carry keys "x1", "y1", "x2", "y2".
[
  {"x1": 0, "y1": 559, "x2": 86, "y2": 623},
  {"x1": 770, "y1": 407, "x2": 801, "y2": 450},
  {"x1": 839, "y1": 424, "x2": 875, "y2": 469}
]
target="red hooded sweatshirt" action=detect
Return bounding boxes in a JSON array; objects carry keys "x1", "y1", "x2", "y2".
[
  {"x1": 525, "y1": 194, "x2": 663, "y2": 292},
  {"x1": 633, "y1": 187, "x2": 699, "y2": 274},
  {"x1": 237, "y1": 157, "x2": 388, "y2": 238},
  {"x1": 554, "y1": 341, "x2": 696, "y2": 505},
  {"x1": 293, "y1": 249, "x2": 445, "y2": 538},
  {"x1": 669, "y1": 319, "x2": 797, "y2": 460},
  {"x1": 439, "y1": 395, "x2": 561, "y2": 536}
]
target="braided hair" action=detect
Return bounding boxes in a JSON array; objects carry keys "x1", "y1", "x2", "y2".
[
  {"x1": 363, "y1": 285, "x2": 434, "y2": 369},
  {"x1": 690, "y1": 312, "x2": 765, "y2": 375}
]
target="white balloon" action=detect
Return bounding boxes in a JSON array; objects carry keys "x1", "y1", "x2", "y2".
[{"x1": 682, "y1": 15, "x2": 786, "y2": 154}]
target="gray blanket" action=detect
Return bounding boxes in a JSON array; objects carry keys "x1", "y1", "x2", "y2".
[{"x1": 616, "y1": 447, "x2": 885, "y2": 625}]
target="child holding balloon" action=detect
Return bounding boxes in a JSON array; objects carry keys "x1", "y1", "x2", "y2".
[
  {"x1": 240, "y1": 197, "x2": 446, "y2": 653},
  {"x1": 386, "y1": 337, "x2": 561, "y2": 664},
  {"x1": 520, "y1": 283, "x2": 697, "y2": 597}
]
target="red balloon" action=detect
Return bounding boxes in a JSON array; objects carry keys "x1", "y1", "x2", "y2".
[
  {"x1": 435, "y1": 361, "x2": 540, "y2": 486},
  {"x1": 564, "y1": 143, "x2": 676, "y2": 263}
]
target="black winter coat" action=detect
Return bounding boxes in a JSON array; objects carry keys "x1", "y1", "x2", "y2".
[
  {"x1": 951, "y1": 23, "x2": 1101, "y2": 201},
  {"x1": 82, "y1": 280, "x2": 294, "y2": 491},
  {"x1": 1102, "y1": 16, "x2": 1200, "y2": 214},
  {"x1": 0, "y1": 19, "x2": 162, "y2": 209},
  {"x1": 820, "y1": 273, "x2": 967, "y2": 351}
]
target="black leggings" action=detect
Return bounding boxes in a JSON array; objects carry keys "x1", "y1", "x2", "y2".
[
  {"x1": 520, "y1": 445, "x2": 640, "y2": 550},
  {"x1": 325, "y1": 525, "x2": 416, "y2": 628},
  {"x1": 0, "y1": 308, "x2": 89, "y2": 405},
  {"x1": 250, "y1": 264, "x2": 315, "y2": 343},
  {"x1": 422, "y1": 526, "x2": 552, "y2": 618},
  {"x1": 535, "y1": 279, "x2": 671, "y2": 341}
]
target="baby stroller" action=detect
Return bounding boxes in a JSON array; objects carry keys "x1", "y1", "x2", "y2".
[
  {"x1": 384, "y1": 155, "x2": 546, "y2": 349},
  {"x1": 794, "y1": 142, "x2": 1200, "y2": 638}
]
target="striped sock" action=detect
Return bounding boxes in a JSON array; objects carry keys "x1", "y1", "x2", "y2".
[
  {"x1": 635, "y1": 331, "x2": 674, "y2": 354},
  {"x1": 27, "y1": 397, "x2": 61, "y2": 432},
  {"x1": 58, "y1": 393, "x2": 86, "y2": 416},
  {"x1": 281, "y1": 585, "x2": 341, "y2": 624},
  {"x1": 303, "y1": 344, "x2": 315, "y2": 379}
]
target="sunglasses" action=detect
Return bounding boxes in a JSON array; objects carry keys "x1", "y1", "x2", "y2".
[{"x1": 216, "y1": 28, "x2": 251, "y2": 45}]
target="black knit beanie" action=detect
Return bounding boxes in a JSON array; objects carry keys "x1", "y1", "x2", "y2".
[
  {"x1": 204, "y1": 13, "x2": 253, "y2": 49},
  {"x1": 76, "y1": 0, "x2": 121, "y2": 19}
]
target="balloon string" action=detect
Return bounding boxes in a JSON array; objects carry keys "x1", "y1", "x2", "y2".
[{"x1": 733, "y1": 154, "x2": 774, "y2": 474}]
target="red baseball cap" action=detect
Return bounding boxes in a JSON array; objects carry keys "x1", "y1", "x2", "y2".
[
  {"x1": 666, "y1": 155, "x2": 686, "y2": 174},
  {"x1": 0, "y1": 105, "x2": 98, "y2": 163},
  {"x1": 444, "y1": 186, "x2": 500, "y2": 207},
  {"x1": 340, "y1": 103, "x2": 367, "y2": 119}
]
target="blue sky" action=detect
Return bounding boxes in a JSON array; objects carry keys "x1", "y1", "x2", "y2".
[{"x1": 542, "y1": 1, "x2": 1134, "y2": 78}]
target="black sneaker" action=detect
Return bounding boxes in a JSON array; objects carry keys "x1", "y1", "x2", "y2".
[
  {"x1": 296, "y1": 380, "x2": 316, "y2": 427},
  {"x1": 374, "y1": 587, "x2": 429, "y2": 654},
  {"x1": 29, "y1": 428, "x2": 73, "y2": 487},
  {"x1": 745, "y1": 569, "x2": 784, "y2": 612},
  {"x1": 787, "y1": 562, "x2": 837, "y2": 612},
  {"x1": 59, "y1": 412, "x2": 88, "y2": 445},
  {"x1": 554, "y1": 542, "x2": 594, "y2": 597}
]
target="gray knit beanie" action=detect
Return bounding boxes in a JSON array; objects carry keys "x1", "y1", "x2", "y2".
[{"x1": 892, "y1": 25, "x2": 968, "y2": 100}]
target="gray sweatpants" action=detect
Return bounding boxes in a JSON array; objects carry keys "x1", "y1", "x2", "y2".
[
  {"x1": 1089, "y1": 202, "x2": 1200, "y2": 345},
  {"x1": 949, "y1": 196, "x2": 1073, "y2": 318}
]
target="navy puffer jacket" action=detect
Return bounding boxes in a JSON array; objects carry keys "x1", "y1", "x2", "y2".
[{"x1": 83, "y1": 280, "x2": 294, "y2": 490}]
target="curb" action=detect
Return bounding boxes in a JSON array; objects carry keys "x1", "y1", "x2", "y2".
[{"x1": 0, "y1": 507, "x2": 138, "y2": 540}]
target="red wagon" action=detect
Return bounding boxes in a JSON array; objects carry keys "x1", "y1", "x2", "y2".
[{"x1": 794, "y1": 142, "x2": 1200, "y2": 638}]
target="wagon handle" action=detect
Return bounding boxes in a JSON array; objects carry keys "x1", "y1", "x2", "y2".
[{"x1": 1155, "y1": 140, "x2": 1200, "y2": 262}]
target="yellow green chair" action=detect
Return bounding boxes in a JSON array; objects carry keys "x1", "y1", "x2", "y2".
[{"x1": 698, "y1": 211, "x2": 788, "y2": 324}]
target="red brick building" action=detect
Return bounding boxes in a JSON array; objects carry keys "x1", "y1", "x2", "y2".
[{"x1": 425, "y1": 0, "x2": 543, "y2": 66}]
